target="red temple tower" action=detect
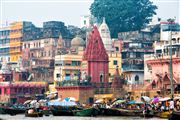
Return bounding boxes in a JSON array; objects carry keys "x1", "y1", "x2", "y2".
[{"x1": 84, "y1": 26, "x2": 109, "y2": 85}]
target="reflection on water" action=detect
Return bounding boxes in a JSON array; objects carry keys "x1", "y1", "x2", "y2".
[{"x1": 0, "y1": 115, "x2": 167, "y2": 120}]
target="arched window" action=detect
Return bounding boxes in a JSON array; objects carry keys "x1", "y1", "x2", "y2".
[{"x1": 100, "y1": 74, "x2": 103, "y2": 83}]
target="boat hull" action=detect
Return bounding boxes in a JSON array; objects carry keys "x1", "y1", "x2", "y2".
[
  {"x1": 25, "y1": 112, "x2": 43, "y2": 117},
  {"x1": 117, "y1": 108, "x2": 142, "y2": 116},
  {"x1": 73, "y1": 107, "x2": 99, "y2": 117},
  {"x1": 99, "y1": 108, "x2": 121, "y2": 116},
  {"x1": 169, "y1": 111, "x2": 180, "y2": 120},
  {"x1": 2, "y1": 107, "x2": 25, "y2": 115},
  {"x1": 155, "y1": 111, "x2": 172, "y2": 118}
]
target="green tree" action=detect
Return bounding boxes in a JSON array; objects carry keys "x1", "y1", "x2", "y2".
[{"x1": 90, "y1": 0, "x2": 157, "y2": 38}]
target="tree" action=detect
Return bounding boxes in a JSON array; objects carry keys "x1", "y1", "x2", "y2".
[{"x1": 90, "y1": 0, "x2": 157, "y2": 38}]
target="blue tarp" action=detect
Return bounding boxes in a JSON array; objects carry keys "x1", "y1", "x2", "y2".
[{"x1": 48, "y1": 101, "x2": 77, "y2": 106}]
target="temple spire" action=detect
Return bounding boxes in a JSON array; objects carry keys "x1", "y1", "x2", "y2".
[
  {"x1": 83, "y1": 26, "x2": 109, "y2": 84},
  {"x1": 103, "y1": 17, "x2": 106, "y2": 24}
]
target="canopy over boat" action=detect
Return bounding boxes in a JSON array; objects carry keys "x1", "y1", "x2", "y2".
[
  {"x1": 112, "y1": 100, "x2": 126, "y2": 105},
  {"x1": 141, "y1": 96, "x2": 151, "y2": 103},
  {"x1": 48, "y1": 101, "x2": 77, "y2": 106}
]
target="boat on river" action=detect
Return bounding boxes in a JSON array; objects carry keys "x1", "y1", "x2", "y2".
[
  {"x1": 99, "y1": 108, "x2": 121, "y2": 116},
  {"x1": 25, "y1": 111, "x2": 43, "y2": 117},
  {"x1": 73, "y1": 107, "x2": 99, "y2": 117},
  {"x1": 117, "y1": 108, "x2": 142, "y2": 116},
  {"x1": 155, "y1": 111, "x2": 172, "y2": 118},
  {"x1": 0, "y1": 106, "x2": 25, "y2": 115},
  {"x1": 169, "y1": 111, "x2": 180, "y2": 120}
]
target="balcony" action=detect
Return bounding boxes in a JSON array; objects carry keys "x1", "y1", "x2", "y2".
[
  {"x1": 122, "y1": 65, "x2": 144, "y2": 72},
  {"x1": 56, "y1": 80, "x2": 91, "y2": 87},
  {"x1": 61, "y1": 65, "x2": 81, "y2": 70}
]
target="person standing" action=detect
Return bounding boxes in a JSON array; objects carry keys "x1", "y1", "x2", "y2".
[{"x1": 169, "y1": 99, "x2": 174, "y2": 111}]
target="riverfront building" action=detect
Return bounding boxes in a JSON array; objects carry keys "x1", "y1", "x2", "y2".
[{"x1": 0, "y1": 27, "x2": 10, "y2": 63}]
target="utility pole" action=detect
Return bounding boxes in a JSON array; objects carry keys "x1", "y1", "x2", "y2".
[{"x1": 167, "y1": 18, "x2": 175, "y2": 99}]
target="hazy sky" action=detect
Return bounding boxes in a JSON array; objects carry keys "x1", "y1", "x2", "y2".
[{"x1": 0, "y1": 0, "x2": 179, "y2": 28}]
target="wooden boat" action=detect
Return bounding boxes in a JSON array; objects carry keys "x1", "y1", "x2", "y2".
[
  {"x1": 51, "y1": 106, "x2": 81, "y2": 116},
  {"x1": 117, "y1": 108, "x2": 142, "y2": 116},
  {"x1": 99, "y1": 108, "x2": 121, "y2": 116},
  {"x1": 169, "y1": 111, "x2": 180, "y2": 120},
  {"x1": 25, "y1": 111, "x2": 43, "y2": 117},
  {"x1": 139, "y1": 111, "x2": 154, "y2": 118},
  {"x1": 0, "y1": 107, "x2": 6, "y2": 114},
  {"x1": 2, "y1": 106, "x2": 25, "y2": 115},
  {"x1": 73, "y1": 107, "x2": 99, "y2": 117},
  {"x1": 155, "y1": 111, "x2": 172, "y2": 118}
]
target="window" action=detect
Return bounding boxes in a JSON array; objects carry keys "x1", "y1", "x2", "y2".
[
  {"x1": 115, "y1": 47, "x2": 119, "y2": 51},
  {"x1": 56, "y1": 74, "x2": 60, "y2": 78},
  {"x1": 84, "y1": 20, "x2": 86, "y2": 25},
  {"x1": 72, "y1": 61, "x2": 81, "y2": 66},
  {"x1": 135, "y1": 75, "x2": 139, "y2": 84},
  {"x1": 113, "y1": 60, "x2": 118, "y2": 65}
]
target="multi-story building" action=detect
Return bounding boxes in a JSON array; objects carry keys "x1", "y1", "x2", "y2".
[
  {"x1": 144, "y1": 39, "x2": 180, "y2": 96},
  {"x1": 9, "y1": 22, "x2": 33, "y2": 62},
  {"x1": 0, "y1": 82, "x2": 48, "y2": 104},
  {"x1": 119, "y1": 25, "x2": 160, "y2": 85},
  {"x1": 0, "y1": 27, "x2": 10, "y2": 63},
  {"x1": 54, "y1": 36, "x2": 85, "y2": 82}
]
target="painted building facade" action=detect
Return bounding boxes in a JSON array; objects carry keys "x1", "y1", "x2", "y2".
[
  {"x1": 54, "y1": 36, "x2": 85, "y2": 82},
  {"x1": 119, "y1": 25, "x2": 160, "y2": 85},
  {"x1": 144, "y1": 34, "x2": 180, "y2": 96},
  {"x1": 0, "y1": 27, "x2": 10, "y2": 63},
  {"x1": 10, "y1": 22, "x2": 33, "y2": 62},
  {"x1": 0, "y1": 82, "x2": 48, "y2": 104}
]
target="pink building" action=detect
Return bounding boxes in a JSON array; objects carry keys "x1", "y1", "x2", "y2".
[
  {"x1": 146, "y1": 57, "x2": 180, "y2": 92},
  {"x1": 0, "y1": 82, "x2": 48, "y2": 104}
]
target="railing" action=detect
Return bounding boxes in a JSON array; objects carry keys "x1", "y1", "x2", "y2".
[{"x1": 56, "y1": 80, "x2": 92, "y2": 87}]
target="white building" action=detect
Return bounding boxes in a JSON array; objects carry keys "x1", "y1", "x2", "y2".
[{"x1": 80, "y1": 15, "x2": 91, "y2": 28}]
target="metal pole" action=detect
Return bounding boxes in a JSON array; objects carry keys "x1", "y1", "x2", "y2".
[{"x1": 169, "y1": 19, "x2": 174, "y2": 99}]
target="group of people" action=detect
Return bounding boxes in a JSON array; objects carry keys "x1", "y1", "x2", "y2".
[{"x1": 152, "y1": 99, "x2": 180, "y2": 112}]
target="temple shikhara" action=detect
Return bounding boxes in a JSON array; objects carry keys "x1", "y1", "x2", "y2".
[{"x1": 84, "y1": 26, "x2": 109, "y2": 85}]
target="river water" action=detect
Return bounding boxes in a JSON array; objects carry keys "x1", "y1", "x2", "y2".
[{"x1": 0, "y1": 115, "x2": 167, "y2": 120}]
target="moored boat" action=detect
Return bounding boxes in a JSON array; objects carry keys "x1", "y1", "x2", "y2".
[
  {"x1": 0, "y1": 106, "x2": 6, "y2": 114},
  {"x1": 73, "y1": 107, "x2": 99, "y2": 117},
  {"x1": 99, "y1": 108, "x2": 121, "y2": 116},
  {"x1": 169, "y1": 111, "x2": 180, "y2": 120},
  {"x1": 117, "y1": 108, "x2": 142, "y2": 116},
  {"x1": 139, "y1": 111, "x2": 154, "y2": 118},
  {"x1": 25, "y1": 108, "x2": 43, "y2": 117},
  {"x1": 25, "y1": 111, "x2": 43, "y2": 117},
  {"x1": 1, "y1": 106, "x2": 25, "y2": 115},
  {"x1": 155, "y1": 111, "x2": 172, "y2": 118},
  {"x1": 51, "y1": 106, "x2": 79, "y2": 116}
]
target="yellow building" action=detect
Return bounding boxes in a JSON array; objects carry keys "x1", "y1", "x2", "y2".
[
  {"x1": 108, "y1": 52, "x2": 121, "y2": 82},
  {"x1": 9, "y1": 22, "x2": 32, "y2": 62},
  {"x1": 54, "y1": 36, "x2": 85, "y2": 83}
]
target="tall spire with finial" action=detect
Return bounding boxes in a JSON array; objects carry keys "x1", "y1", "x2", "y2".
[
  {"x1": 98, "y1": 17, "x2": 113, "y2": 52},
  {"x1": 83, "y1": 26, "x2": 109, "y2": 84}
]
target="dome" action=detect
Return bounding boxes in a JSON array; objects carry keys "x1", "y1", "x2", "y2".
[{"x1": 71, "y1": 35, "x2": 85, "y2": 47}]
